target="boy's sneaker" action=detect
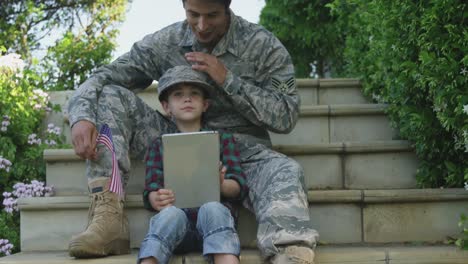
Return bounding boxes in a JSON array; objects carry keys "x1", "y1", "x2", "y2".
[{"x1": 270, "y1": 246, "x2": 315, "y2": 264}]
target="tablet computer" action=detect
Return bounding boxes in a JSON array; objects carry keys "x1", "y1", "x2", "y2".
[{"x1": 162, "y1": 131, "x2": 220, "y2": 209}]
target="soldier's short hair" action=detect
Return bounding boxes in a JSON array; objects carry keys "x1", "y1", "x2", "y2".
[{"x1": 181, "y1": 0, "x2": 231, "y2": 11}]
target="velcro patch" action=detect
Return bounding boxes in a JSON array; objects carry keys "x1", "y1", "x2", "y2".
[
  {"x1": 91, "y1": 187, "x2": 103, "y2": 193},
  {"x1": 271, "y1": 77, "x2": 295, "y2": 93}
]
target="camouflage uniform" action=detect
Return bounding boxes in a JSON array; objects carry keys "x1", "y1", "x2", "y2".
[{"x1": 69, "y1": 11, "x2": 318, "y2": 258}]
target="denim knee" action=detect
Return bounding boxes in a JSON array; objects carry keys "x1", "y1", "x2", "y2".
[
  {"x1": 138, "y1": 206, "x2": 188, "y2": 264},
  {"x1": 197, "y1": 202, "x2": 240, "y2": 257},
  {"x1": 148, "y1": 206, "x2": 188, "y2": 236}
]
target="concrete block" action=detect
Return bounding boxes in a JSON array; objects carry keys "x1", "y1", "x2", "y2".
[
  {"x1": 44, "y1": 91, "x2": 73, "y2": 144},
  {"x1": 270, "y1": 116, "x2": 329, "y2": 145},
  {"x1": 20, "y1": 209, "x2": 87, "y2": 251},
  {"x1": 298, "y1": 86, "x2": 318, "y2": 105},
  {"x1": 316, "y1": 246, "x2": 387, "y2": 264},
  {"x1": 318, "y1": 87, "x2": 368, "y2": 105},
  {"x1": 4, "y1": 246, "x2": 468, "y2": 264},
  {"x1": 237, "y1": 208, "x2": 258, "y2": 248},
  {"x1": 345, "y1": 152, "x2": 418, "y2": 189},
  {"x1": 294, "y1": 154, "x2": 343, "y2": 190},
  {"x1": 388, "y1": 246, "x2": 468, "y2": 264},
  {"x1": 46, "y1": 160, "x2": 88, "y2": 195},
  {"x1": 330, "y1": 115, "x2": 396, "y2": 142},
  {"x1": 47, "y1": 159, "x2": 147, "y2": 196},
  {"x1": 363, "y1": 201, "x2": 468, "y2": 243},
  {"x1": 309, "y1": 204, "x2": 362, "y2": 243}
]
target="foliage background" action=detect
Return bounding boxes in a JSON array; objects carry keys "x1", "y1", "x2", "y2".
[
  {"x1": 260, "y1": 0, "x2": 345, "y2": 78},
  {"x1": 261, "y1": 0, "x2": 467, "y2": 188},
  {"x1": 1, "y1": 0, "x2": 467, "y2": 255},
  {"x1": 0, "y1": 0, "x2": 129, "y2": 255},
  {"x1": 0, "y1": 0, "x2": 128, "y2": 91}
]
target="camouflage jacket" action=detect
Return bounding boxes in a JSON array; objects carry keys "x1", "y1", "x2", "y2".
[{"x1": 69, "y1": 11, "x2": 300, "y2": 157}]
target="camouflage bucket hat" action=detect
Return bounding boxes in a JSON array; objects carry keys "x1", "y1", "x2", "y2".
[{"x1": 157, "y1": 65, "x2": 214, "y2": 101}]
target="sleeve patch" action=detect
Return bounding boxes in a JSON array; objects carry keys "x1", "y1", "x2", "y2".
[{"x1": 271, "y1": 77, "x2": 295, "y2": 93}]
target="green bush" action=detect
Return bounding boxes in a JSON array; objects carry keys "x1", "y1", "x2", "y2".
[
  {"x1": 260, "y1": 0, "x2": 345, "y2": 77},
  {"x1": 0, "y1": 0, "x2": 128, "y2": 91},
  {"x1": 457, "y1": 214, "x2": 468, "y2": 250},
  {"x1": 0, "y1": 50, "x2": 62, "y2": 254},
  {"x1": 0, "y1": 211, "x2": 19, "y2": 255},
  {"x1": 329, "y1": 0, "x2": 467, "y2": 187},
  {"x1": 1, "y1": 56, "x2": 46, "y2": 188}
]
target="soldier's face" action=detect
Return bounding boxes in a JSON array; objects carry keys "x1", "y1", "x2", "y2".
[{"x1": 184, "y1": 0, "x2": 229, "y2": 48}]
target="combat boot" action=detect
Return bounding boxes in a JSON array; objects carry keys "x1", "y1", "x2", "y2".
[
  {"x1": 68, "y1": 177, "x2": 130, "y2": 258},
  {"x1": 270, "y1": 246, "x2": 315, "y2": 264}
]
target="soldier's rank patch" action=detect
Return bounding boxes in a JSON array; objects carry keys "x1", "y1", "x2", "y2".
[{"x1": 271, "y1": 77, "x2": 295, "y2": 93}]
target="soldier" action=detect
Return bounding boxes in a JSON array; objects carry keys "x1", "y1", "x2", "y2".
[{"x1": 68, "y1": 0, "x2": 319, "y2": 263}]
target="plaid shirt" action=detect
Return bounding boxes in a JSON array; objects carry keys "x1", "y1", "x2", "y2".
[{"x1": 143, "y1": 130, "x2": 247, "y2": 223}]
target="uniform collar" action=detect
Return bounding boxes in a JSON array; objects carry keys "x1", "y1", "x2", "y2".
[{"x1": 178, "y1": 9, "x2": 240, "y2": 57}]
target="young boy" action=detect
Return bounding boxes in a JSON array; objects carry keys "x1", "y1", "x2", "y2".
[{"x1": 138, "y1": 66, "x2": 248, "y2": 264}]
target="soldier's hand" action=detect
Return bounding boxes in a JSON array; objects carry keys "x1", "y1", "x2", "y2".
[
  {"x1": 185, "y1": 52, "x2": 227, "y2": 86},
  {"x1": 149, "y1": 189, "x2": 175, "y2": 211},
  {"x1": 71, "y1": 120, "x2": 98, "y2": 160}
]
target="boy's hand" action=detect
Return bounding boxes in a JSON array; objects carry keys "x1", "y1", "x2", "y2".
[
  {"x1": 219, "y1": 162, "x2": 240, "y2": 198},
  {"x1": 148, "y1": 189, "x2": 175, "y2": 211},
  {"x1": 219, "y1": 162, "x2": 227, "y2": 185}
]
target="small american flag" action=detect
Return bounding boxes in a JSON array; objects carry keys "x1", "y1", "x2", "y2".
[{"x1": 96, "y1": 124, "x2": 124, "y2": 197}]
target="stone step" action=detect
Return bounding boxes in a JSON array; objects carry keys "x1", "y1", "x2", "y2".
[
  {"x1": 45, "y1": 141, "x2": 419, "y2": 196},
  {"x1": 270, "y1": 104, "x2": 397, "y2": 145},
  {"x1": 17, "y1": 189, "x2": 468, "y2": 251},
  {"x1": 147, "y1": 78, "x2": 367, "y2": 105},
  {"x1": 44, "y1": 78, "x2": 368, "y2": 145},
  {"x1": 145, "y1": 78, "x2": 367, "y2": 106},
  {"x1": 2, "y1": 245, "x2": 468, "y2": 264},
  {"x1": 53, "y1": 103, "x2": 394, "y2": 146},
  {"x1": 297, "y1": 78, "x2": 367, "y2": 105}
]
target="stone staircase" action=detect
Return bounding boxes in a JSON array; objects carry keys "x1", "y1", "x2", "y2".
[{"x1": 1, "y1": 79, "x2": 468, "y2": 264}]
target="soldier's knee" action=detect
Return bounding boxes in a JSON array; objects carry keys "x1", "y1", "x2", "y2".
[
  {"x1": 282, "y1": 157, "x2": 305, "y2": 187},
  {"x1": 289, "y1": 158, "x2": 303, "y2": 174},
  {"x1": 101, "y1": 84, "x2": 135, "y2": 99}
]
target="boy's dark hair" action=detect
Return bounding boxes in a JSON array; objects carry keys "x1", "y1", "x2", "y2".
[
  {"x1": 181, "y1": 0, "x2": 231, "y2": 11},
  {"x1": 159, "y1": 83, "x2": 210, "y2": 103}
]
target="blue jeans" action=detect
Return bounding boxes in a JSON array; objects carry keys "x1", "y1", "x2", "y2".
[{"x1": 137, "y1": 202, "x2": 240, "y2": 264}]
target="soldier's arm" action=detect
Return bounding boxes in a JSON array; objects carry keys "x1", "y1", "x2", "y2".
[
  {"x1": 68, "y1": 33, "x2": 160, "y2": 127},
  {"x1": 184, "y1": 32, "x2": 299, "y2": 134},
  {"x1": 221, "y1": 34, "x2": 300, "y2": 134},
  {"x1": 186, "y1": 40, "x2": 300, "y2": 134}
]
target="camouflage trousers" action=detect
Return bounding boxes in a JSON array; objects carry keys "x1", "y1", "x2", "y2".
[{"x1": 87, "y1": 84, "x2": 318, "y2": 258}]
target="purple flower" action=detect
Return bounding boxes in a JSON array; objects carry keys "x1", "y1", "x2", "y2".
[
  {"x1": 46, "y1": 123, "x2": 61, "y2": 136},
  {"x1": 0, "y1": 238, "x2": 13, "y2": 255},
  {"x1": 3, "y1": 180, "x2": 54, "y2": 214},
  {"x1": 27, "y1": 134, "x2": 41, "y2": 145},
  {"x1": 0, "y1": 118, "x2": 9, "y2": 132},
  {"x1": 0, "y1": 156, "x2": 12, "y2": 172},
  {"x1": 45, "y1": 139, "x2": 57, "y2": 146}
]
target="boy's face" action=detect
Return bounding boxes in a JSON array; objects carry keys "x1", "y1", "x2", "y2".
[
  {"x1": 184, "y1": 0, "x2": 229, "y2": 48},
  {"x1": 161, "y1": 84, "x2": 209, "y2": 123}
]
